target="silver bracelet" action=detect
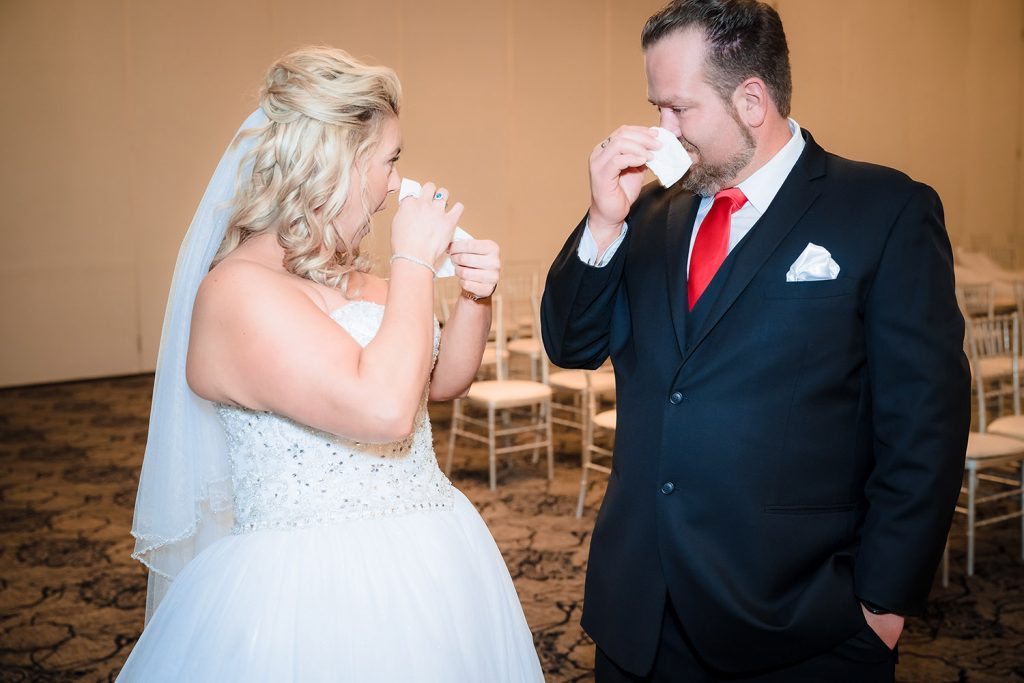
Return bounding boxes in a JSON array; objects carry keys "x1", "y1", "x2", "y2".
[{"x1": 390, "y1": 253, "x2": 437, "y2": 278}]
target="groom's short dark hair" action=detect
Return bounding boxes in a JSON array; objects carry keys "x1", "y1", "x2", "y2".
[{"x1": 642, "y1": 0, "x2": 793, "y2": 118}]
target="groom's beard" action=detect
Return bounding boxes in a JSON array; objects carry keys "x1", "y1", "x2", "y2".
[{"x1": 681, "y1": 107, "x2": 756, "y2": 197}]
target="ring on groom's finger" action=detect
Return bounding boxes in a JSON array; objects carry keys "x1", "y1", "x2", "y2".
[{"x1": 600, "y1": 137, "x2": 611, "y2": 149}]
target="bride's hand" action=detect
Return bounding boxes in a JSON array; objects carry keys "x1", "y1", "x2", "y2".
[
  {"x1": 449, "y1": 239, "x2": 500, "y2": 300},
  {"x1": 391, "y1": 182, "x2": 462, "y2": 268}
]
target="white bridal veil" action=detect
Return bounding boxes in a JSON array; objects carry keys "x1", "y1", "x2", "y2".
[{"x1": 131, "y1": 109, "x2": 268, "y2": 624}]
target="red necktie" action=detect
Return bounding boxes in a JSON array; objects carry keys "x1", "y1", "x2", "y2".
[{"x1": 687, "y1": 187, "x2": 747, "y2": 310}]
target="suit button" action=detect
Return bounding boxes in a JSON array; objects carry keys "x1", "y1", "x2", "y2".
[
  {"x1": 669, "y1": 391, "x2": 683, "y2": 405},
  {"x1": 660, "y1": 481, "x2": 676, "y2": 495}
]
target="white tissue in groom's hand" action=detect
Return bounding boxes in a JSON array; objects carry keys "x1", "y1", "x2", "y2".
[
  {"x1": 786, "y1": 243, "x2": 841, "y2": 282},
  {"x1": 646, "y1": 127, "x2": 692, "y2": 188},
  {"x1": 398, "y1": 178, "x2": 472, "y2": 278}
]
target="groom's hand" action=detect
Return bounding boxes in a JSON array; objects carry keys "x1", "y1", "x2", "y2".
[
  {"x1": 588, "y1": 125, "x2": 659, "y2": 250},
  {"x1": 861, "y1": 604, "x2": 904, "y2": 650}
]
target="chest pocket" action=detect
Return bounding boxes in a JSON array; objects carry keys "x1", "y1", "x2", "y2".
[{"x1": 762, "y1": 276, "x2": 856, "y2": 300}]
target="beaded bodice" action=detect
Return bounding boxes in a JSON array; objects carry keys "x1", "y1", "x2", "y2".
[{"x1": 218, "y1": 301, "x2": 453, "y2": 533}]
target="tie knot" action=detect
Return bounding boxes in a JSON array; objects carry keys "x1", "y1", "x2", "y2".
[{"x1": 713, "y1": 187, "x2": 747, "y2": 213}]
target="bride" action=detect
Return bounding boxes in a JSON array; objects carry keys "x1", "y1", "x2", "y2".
[{"x1": 118, "y1": 46, "x2": 544, "y2": 682}]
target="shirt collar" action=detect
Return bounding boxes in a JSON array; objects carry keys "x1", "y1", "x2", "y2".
[{"x1": 735, "y1": 118, "x2": 805, "y2": 215}]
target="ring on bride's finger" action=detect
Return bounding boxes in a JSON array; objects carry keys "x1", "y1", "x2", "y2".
[{"x1": 434, "y1": 192, "x2": 445, "y2": 200}]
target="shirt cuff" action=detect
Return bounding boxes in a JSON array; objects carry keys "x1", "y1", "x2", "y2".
[{"x1": 577, "y1": 220, "x2": 628, "y2": 267}]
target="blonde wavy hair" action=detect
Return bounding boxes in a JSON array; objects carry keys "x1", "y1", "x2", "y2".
[{"x1": 213, "y1": 46, "x2": 401, "y2": 291}]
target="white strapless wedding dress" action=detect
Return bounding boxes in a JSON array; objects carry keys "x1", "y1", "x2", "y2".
[{"x1": 117, "y1": 301, "x2": 544, "y2": 682}]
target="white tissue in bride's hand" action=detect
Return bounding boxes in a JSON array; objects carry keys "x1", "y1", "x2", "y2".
[
  {"x1": 646, "y1": 127, "x2": 692, "y2": 188},
  {"x1": 398, "y1": 178, "x2": 471, "y2": 278},
  {"x1": 398, "y1": 177, "x2": 426, "y2": 202}
]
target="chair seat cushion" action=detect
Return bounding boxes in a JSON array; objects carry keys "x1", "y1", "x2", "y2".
[
  {"x1": 466, "y1": 380, "x2": 552, "y2": 407},
  {"x1": 967, "y1": 431, "x2": 1024, "y2": 459},
  {"x1": 513, "y1": 314, "x2": 534, "y2": 334},
  {"x1": 548, "y1": 370, "x2": 616, "y2": 394},
  {"x1": 507, "y1": 338, "x2": 542, "y2": 356},
  {"x1": 480, "y1": 347, "x2": 510, "y2": 365},
  {"x1": 989, "y1": 415, "x2": 1024, "y2": 440},
  {"x1": 975, "y1": 356, "x2": 1017, "y2": 379},
  {"x1": 592, "y1": 410, "x2": 617, "y2": 431}
]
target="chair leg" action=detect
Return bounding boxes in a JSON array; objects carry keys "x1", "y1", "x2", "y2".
[
  {"x1": 446, "y1": 399, "x2": 460, "y2": 476},
  {"x1": 583, "y1": 387, "x2": 594, "y2": 455},
  {"x1": 941, "y1": 536, "x2": 950, "y2": 587},
  {"x1": 545, "y1": 399, "x2": 554, "y2": 482},
  {"x1": 532, "y1": 405, "x2": 541, "y2": 464},
  {"x1": 574, "y1": 393, "x2": 584, "y2": 451},
  {"x1": 577, "y1": 390, "x2": 594, "y2": 517},
  {"x1": 967, "y1": 467, "x2": 977, "y2": 576},
  {"x1": 577, "y1": 439, "x2": 591, "y2": 518},
  {"x1": 488, "y1": 405, "x2": 497, "y2": 491}
]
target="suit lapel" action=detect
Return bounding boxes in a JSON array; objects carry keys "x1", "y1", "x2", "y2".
[
  {"x1": 664, "y1": 191, "x2": 701, "y2": 358},
  {"x1": 683, "y1": 131, "x2": 829, "y2": 365}
]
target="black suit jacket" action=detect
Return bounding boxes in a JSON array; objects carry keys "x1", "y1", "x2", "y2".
[{"x1": 541, "y1": 130, "x2": 970, "y2": 674}]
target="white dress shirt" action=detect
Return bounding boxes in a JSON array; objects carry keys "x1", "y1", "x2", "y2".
[{"x1": 578, "y1": 119, "x2": 806, "y2": 269}]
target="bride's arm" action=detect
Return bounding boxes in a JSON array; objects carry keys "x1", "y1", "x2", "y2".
[
  {"x1": 188, "y1": 183, "x2": 461, "y2": 442},
  {"x1": 429, "y1": 295, "x2": 492, "y2": 400},
  {"x1": 187, "y1": 258, "x2": 436, "y2": 443},
  {"x1": 428, "y1": 239, "x2": 500, "y2": 400}
]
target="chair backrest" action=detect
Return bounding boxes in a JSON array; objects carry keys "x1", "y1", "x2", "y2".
[
  {"x1": 956, "y1": 283, "x2": 995, "y2": 320},
  {"x1": 986, "y1": 245, "x2": 1018, "y2": 272},
  {"x1": 1014, "y1": 280, "x2": 1024, "y2": 323},
  {"x1": 965, "y1": 312, "x2": 1020, "y2": 430},
  {"x1": 492, "y1": 294, "x2": 508, "y2": 381},
  {"x1": 957, "y1": 247, "x2": 1010, "y2": 277},
  {"x1": 498, "y1": 269, "x2": 540, "y2": 339},
  {"x1": 434, "y1": 277, "x2": 462, "y2": 324},
  {"x1": 529, "y1": 292, "x2": 549, "y2": 384},
  {"x1": 966, "y1": 312, "x2": 1018, "y2": 359}
]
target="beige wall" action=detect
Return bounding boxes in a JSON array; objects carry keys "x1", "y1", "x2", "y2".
[
  {"x1": 779, "y1": 0, "x2": 1024, "y2": 258},
  {"x1": 1, "y1": 0, "x2": 1022, "y2": 386}
]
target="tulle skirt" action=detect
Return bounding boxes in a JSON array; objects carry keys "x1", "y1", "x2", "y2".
[{"x1": 117, "y1": 491, "x2": 544, "y2": 682}]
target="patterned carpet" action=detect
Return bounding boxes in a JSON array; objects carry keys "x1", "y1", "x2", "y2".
[{"x1": 0, "y1": 374, "x2": 1021, "y2": 682}]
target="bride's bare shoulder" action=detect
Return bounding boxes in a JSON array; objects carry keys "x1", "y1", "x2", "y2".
[
  {"x1": 196, "y1": 258, "x2": 261, "y2": 310},
  {"x1": 194, "y1": 256, "x2": 313, "y2": 323}
]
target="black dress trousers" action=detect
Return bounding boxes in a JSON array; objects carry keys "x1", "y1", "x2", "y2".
[{"x1": 594, "y1": 598, "x2": 896, "y2": 683}]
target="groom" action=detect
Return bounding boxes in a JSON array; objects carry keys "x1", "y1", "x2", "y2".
[{"x1": 541, "y1": 1, "x2": 970, "y2": 681}]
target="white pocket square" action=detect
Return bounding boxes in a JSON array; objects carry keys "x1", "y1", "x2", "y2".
[{"x1": 786, "y1": 243, "x2": 840, "y2": 282}]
